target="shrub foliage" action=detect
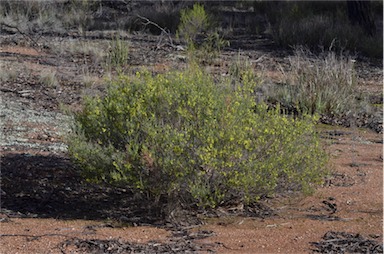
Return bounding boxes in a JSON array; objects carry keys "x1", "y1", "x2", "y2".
[
  {"x1": 68, "y1": 66, "x2": 328, "y2": 209},
  {"x1": 177, "y1": 3, "x2": 228, "y2": 63},
  {"x1": 177, "y1": 3, "x2": 210, "y2": 47}
]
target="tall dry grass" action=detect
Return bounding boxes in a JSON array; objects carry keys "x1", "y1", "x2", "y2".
[{"x1": 267, "y1": 48, "x2": 376, "y2": 125}]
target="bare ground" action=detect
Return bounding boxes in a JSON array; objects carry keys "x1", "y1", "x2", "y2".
[{"x1": 0, "y1": 32, "x2": 383, "y2": 253}]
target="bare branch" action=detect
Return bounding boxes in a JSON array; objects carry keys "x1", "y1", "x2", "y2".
[
  {"x1": 135, "y1": 14, "x2": 176, "y2": 49},
  {"x1": 0, "y1": 22, "x2": 40, "y2": 48}
]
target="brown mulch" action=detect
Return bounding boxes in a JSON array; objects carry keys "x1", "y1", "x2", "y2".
[
  {"x1": 311, "y1": 231, "x2": 383, "y2": 254},
  {"x1": 59, "y1": 229, "x2": 216, "y2": 254}
]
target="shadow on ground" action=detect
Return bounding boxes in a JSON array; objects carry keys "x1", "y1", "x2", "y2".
[
  {"x1": 1, "y1": 153, "x2": 221, "y2": 253},
  {"x1": 1, "y1": 153, "x2": 161, "y2": 224}
]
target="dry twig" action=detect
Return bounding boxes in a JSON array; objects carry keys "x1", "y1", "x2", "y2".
[
  {"x1": 0, "y1": 22, "x2": 41, "y2": 48},
  {"x1": 136, "y1": 14, "x2": 180, "y2": 50}
]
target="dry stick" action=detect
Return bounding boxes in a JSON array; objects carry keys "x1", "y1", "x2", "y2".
[
  {"x1": 0, "y1": 22, "x2": 40, "y2": 48},
  {"x1": 135, "y1": 14, "x2": 176, "y2": 49}
]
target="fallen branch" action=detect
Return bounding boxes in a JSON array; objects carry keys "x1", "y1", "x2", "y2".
[
  {"x1": 0, "y1": 22, "x2": 41, "y2": 48},
  {"x1": 135, "y1": 14, "x2": 179, "y2": 50}
]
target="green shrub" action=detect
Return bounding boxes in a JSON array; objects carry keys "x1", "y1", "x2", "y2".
[
  {"x1": 177, "y1": 3, "x2": 210, "y2": 47},
  {"x1": 68, "y1": 65, "x2": 328, "y2": 210},
  {"x1": 177, "y1": 3, "x2": 228, "y2": 63}
]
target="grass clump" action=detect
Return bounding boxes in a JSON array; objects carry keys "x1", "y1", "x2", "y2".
[
  {"x1": 105, "y1": 35, "x2": 130, "y2": 71},
  {"x1": 0, "y1": 62, "x2": 18, "y2": 83},
  {"x1": 68, "y1": 65, "x2": 328, "y2": 212},
  {"x1": 39, "y1": 69, "x2": 58, "y2": 88},
  {"x1": 273, "y1": 49, "x2": 371, "y2": 118}
]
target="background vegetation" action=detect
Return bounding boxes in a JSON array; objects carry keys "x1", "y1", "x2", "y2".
[
  {"x1": 1, "y1": 1, "x2": 381, "y2": 57},
  {"x1": 263, "y1": 1, "x2": 383, "y2": 58},
  {"x1": 1, "y1": 0, "x2": 381, "y2": 217}
]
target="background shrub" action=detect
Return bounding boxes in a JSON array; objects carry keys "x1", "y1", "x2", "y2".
[
  {"x1": 68, "y1": 65, "x2": 328, "y2": 211},
  {"x1": 177, "y1": 3, "x2": 210, "y2": 47},
  {"x1": 177, "y1": 3, "x2": 228, "y2": 63}
]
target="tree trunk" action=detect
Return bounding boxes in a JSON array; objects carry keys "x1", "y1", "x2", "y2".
[{"x1": 347, "y1": 0, "x2": 376, "y2": 36}]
